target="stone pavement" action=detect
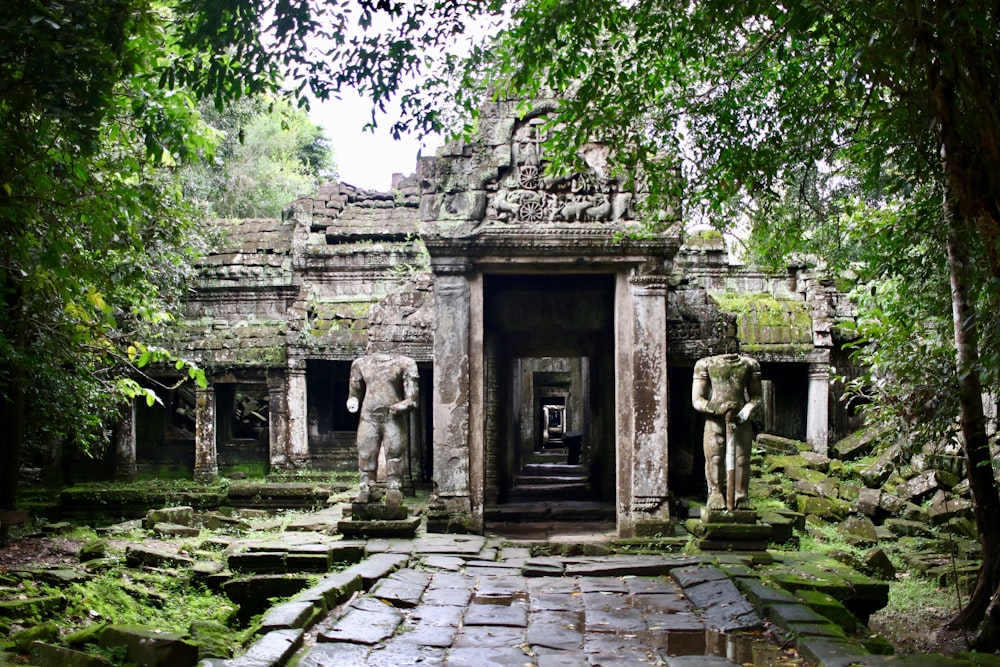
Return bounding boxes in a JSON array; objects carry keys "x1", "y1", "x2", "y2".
[{"x1": 199, "y1": 519, "x2": 938, "y2": 667}]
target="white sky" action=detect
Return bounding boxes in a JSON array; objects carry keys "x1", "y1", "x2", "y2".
[{"x1": 309, "y1": 92, "x2": 443, "y2": 192}]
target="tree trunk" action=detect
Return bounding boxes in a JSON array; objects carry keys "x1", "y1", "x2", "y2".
[
  {"x1": 942, "y1": 210, "x2": 1000, "y2": 647},
  {"x1": 0, "y1": 274, "x2": 25, "y2": 545}
]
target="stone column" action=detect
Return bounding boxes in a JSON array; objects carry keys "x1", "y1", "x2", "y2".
[
  {"x1": 429, "y1": 258, "x2": 476, "y2": 530},
  {"x1": 267, "y1": 371, "x2": 288, "y2": 472},
  {"x1": 806, "y1": 362, "x2": 830, "y2": 455},
  {"x1": 194, "y1": 385, "x2": 218, "y2": 482},
  {"x1": 619, "y1": 273, "x2": 672, "y2": 537},
  {"x1": 284, "y1": 362, "x2": 310, "y2": 468},
  {"x1": 115, "y1": 400, "x2": 137, "y2": 482}
]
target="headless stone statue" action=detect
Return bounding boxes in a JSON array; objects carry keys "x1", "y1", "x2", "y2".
[
  {"x1": 347, "y1": 353, "x2": 419, "y2": 508},
  {"x1": 692, "y1": 353, "x2": 762, "y2": 511}
]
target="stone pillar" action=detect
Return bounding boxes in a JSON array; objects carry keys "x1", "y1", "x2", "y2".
[
  {"x1": 267, "y1": 371, "x2": 288, "y2": 473},
  {"x1": 115, "y1": 400, "x2": 137, "y2": 482},
  {"x1": 194, "y1": 385, "x2": 218, "y2": 482},
  {"x1": 618, "y1": 273, "x2": 672, "y2": 537},
  {"x1": 807, "y1": 362, "x2": 830, "y2": 455},
  {"x1": 283, "y1": 362, "x2": 310, "y2": 468},
  {"x1": 429, "y1": 258, "x2": 476, "y2": 531}
]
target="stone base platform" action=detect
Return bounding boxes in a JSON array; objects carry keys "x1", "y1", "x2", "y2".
[
  {"x1": 349, "y1": 503, "x2": 408, "y2": 522},
  {"x1": 337, "y1": 516, "x2": 420, "y2": 539},
  {"x1": 686, "y1": 509, "x2": 773, "y2": 552}
]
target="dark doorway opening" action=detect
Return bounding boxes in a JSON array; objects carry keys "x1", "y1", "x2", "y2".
[{"x1": 483, "y1": 273, "x2": 616, "y2": 530}]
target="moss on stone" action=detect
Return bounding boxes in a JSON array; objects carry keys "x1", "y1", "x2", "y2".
[{"x1": 710, "y1": 292, "x2": 813, "y2": 349}]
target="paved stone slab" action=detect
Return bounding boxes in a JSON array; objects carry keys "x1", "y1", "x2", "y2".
[
  {"x1": 370, "y1": 568, "x2": 430, "y2": 608},
  {"x1": 583, "y1": 634, "x2": 662, "y2": 666},
  {"x1": 393, "y1": 605, "x2": 463, "y2": 648},
  {"x1": 296, "y1": 642, "x2": 370, "y2": 666},
  {"x1": 522, "y1": 558, "x2": 566, "y2": 576},
  {"x1": 318, "y1": 598, "x2": 405, "y2": 645},
  {"x1": 427, "y1": 571, "x2": 477, "y2": 589},
  {"x1": 259, "y1": 600, "x2": 319, "y2": 631},
  {"x1": 534, "y1": 655, "x2": 588, "y2": 667},
  {"x1": 531, "y1": 591, "x2": 585, "y2": 613},
  {"x1": 296, "y1": 571, "x2": 363, "y2": 608},
  {"x1": 585, "y1": 605, "x2": 647, "y2": 634},
  {"x1": 631, "y1": 593, "x2": 694, "y2": 614},
  {"x1": 644, "y1": 611, "x2": 705, "y2": 634},
  {"x1": 345, "y1": 552, "x2": 409, "y2": 587},
  {"x1": 581, "y1": 591, "x2": 629, "y2": 611},
  {"x1": 445, "y1": 647, "x2": 534, "y2": 667},
  {"x1": 682, "y1": 578, "x2": 745, "y2": 610},
  {"x1": 452, "y1": 625, "x2": 527, "y2": 648},
  {"x1": 564, "y1": 557, "x2": 683, "y2": 578},
  {"x1": 671, "y1": 565, "x2": 727, "y2": 588},
  {"x1": 626, "y1": 577, "x2": 680, "y2": 595},
  {"x1": 475, "y1": 574, "x2": 528, "y2": 600},
  {"x1": 421, "y1": 555, "x2": 466, "y2": 571},
  {"x1": 464, "y1": 601, "x2": 529, "y2": 627},
  {"x1": 411, "y1": 535, "x2": 486, "y2": 555},
  {"x1": 664, "y1": 657, "x2": 740, "y2": 666},
  {"x1": 578, "y1": 577, "x2": 629, "y2": 594},
  {"x1": 527, "y1": 610, "x2": 584, "y2": 650},
  {"x1": 421, "y1": 585, "x2": 473, "y2": 607},
  {"x1": 228, "y1": 629, "x2": 303, "y2": 667},
  {"x1": 365, "y1": 642, "x2": 447, "y2": 666},
  {"x1": 527, "y1": 577, "x2": 578, "y2": 595}
]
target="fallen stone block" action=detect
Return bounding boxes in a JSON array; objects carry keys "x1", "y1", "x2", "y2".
[
  {"x1": 863, "y1": 547, "x2": 897, "y2": 581},
  {"x1": 30, "y1": 641, "x2": 113, "y2": 667},
  {"x1": 837, "y1": 516, "x2": 878, "y2": 547},
  {"x1": 855, "y1": 487, "x2": 881, "y2": 517},
  {"x1": 152, "y1": 522, "x2": 200, "y2": 538},
  {"x1": 756, "y1": 433, "x2": 804, "y2": 454},
  {"x1": 145, "y1": 506, "x2": 194, "y2": 529},
  {"x1": 898, "y1": 470, "x2": 949, "y2": 503},
  {"x1": 831, "y1": 427, "x2": 882, "y2": 461},
  {"x1": 98, "y1": 625, "x2": 198, "y2": 667},
  {"x1": 927, "y1": 496, "x2": 973, "y2": 525},
  {"x1": 228, "y1": 551, "x2": 287, "y2": 574},
  {"x1": 0, "y1": 593, "x2": 66, "y2": 622},
  {"x1": 125, "y1": 545, "x2": 195, "y2": 569},
  {"x1": 885, "y1": 518, "x2": 935, "y2": 539}
]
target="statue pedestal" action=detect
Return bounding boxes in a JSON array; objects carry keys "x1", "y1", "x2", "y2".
[
  {"x1": 686, "y1": 508, "x2": 772, "y2": 552},
  {"x1": 337, "y1": 502, "x2": 420, "y2": 538}
]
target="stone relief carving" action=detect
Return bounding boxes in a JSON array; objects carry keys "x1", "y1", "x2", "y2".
[{"x1": 485, "y1": 118, "x2": 634, "y2": 225}]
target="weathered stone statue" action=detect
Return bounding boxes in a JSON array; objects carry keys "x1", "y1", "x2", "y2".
[
  {"x1": 692, "y1": 353, "x2": 762, "y2": 511},
  {"x1": 347, "y1": 353, "x2": 419, "y2": 508}
]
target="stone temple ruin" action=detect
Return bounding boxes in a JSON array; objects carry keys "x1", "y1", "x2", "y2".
[{"x1": 115, "y1": 98, "x2": 859, "y2": 537}]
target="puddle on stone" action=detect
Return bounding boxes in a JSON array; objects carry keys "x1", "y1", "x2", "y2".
[{"x1": 656, "y1": 629, "x2": 800, "y2": 666}]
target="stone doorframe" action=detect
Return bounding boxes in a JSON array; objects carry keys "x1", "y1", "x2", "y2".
[{"x1": 424, "y1": 236, "x2": 681, "y2": 537}]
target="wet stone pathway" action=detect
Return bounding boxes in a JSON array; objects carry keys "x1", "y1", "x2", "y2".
[{"x1": 281, "y1": 535, "x2": 787, "y2": 667}]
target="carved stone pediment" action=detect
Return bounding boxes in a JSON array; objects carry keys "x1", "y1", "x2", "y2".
[{"x1": 485, "y1": 116, "x2": 635, "y2": 228}]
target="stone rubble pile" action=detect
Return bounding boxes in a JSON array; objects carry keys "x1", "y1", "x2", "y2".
[{"x1": 753, "y1": 429, "x2": 981, "y2": 593}]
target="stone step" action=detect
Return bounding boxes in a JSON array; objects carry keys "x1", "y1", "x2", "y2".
[
  {"x1": 485, "y1": 501, "x2": 615, "y2": 523},
  {"x1": 517, "y1": 463, "x2": 587, "y2": 477},
  {"x1": 507, "y1": 482, "x2": 592, "y2": 502},
  {"x1": 513, "y1": 475, "x2": 588, "y2": 486}
]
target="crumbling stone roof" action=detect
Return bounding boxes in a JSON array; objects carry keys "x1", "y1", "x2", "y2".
[
  {"x1": 193, "y1": 217, "x2": 295, "y2": 287},
  {"x1": 710, "y1": 291, "x2": 814, "y2": 355}
]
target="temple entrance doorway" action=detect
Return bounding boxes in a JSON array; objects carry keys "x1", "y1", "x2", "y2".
[{"x1": 482, "y1": 274, "x2": 616, "y2": 530}]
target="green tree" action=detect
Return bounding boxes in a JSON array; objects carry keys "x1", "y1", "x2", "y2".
[
  {"x1": 0, "y1": 0, "x2": 496, "y2": 533},
  {"x1": 180, "y1": 96, "x2": 336, "y2": 219},
  {"x1": 469, "y1": 0, "x2": 1000, "y2": 646}
]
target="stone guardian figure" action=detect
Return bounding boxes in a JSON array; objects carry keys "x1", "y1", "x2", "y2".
[
  {"x1": 692, "y1": 353, "x2": 762, "y2": 511},
  {"x1": 347, "y1": 353, "x2": 419, "y2": 508}
]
